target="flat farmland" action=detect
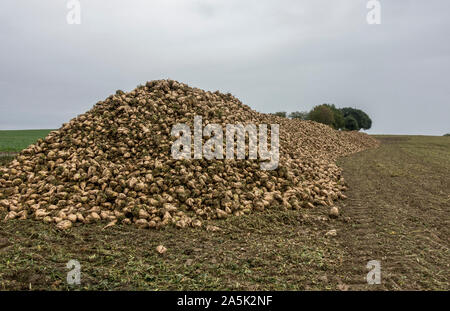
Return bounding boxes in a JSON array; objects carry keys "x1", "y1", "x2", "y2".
[
  {"x1": 0, "y1": 133, "x2": 448, "y2": 290},
  {"x1": 0, "y1": 130, "x2": 53, "y2": 153}
]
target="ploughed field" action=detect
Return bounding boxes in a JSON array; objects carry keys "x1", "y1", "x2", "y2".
[{"x1": 0, "y1": 131, "x2": 448, "y2": 290}]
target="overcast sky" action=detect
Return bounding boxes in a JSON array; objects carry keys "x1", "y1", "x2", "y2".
[{"x1": 0, "y1": 0, "x2": 449, "y2": 135}]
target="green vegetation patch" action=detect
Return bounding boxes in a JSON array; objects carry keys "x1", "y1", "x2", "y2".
[{"x1": 0, "y1": 129, "x2": 53, "y2": 152}]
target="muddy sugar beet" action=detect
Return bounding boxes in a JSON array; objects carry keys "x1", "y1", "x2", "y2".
[{"x1": 0, "y1": 79, "x2": 379, "y2": 230}]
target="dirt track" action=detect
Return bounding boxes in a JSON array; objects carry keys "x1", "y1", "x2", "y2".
[{"x1": 336, "y1": 136, "x2": 449, "y2": 290}]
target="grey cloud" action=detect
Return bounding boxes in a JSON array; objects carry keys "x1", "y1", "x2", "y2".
[{"x1": 0, "y1": 0, "x2": 449, "y2": 135}]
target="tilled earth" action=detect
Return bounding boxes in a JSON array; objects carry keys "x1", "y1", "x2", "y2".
[
  {"x1": 0, "y1": 135, "x2": 448, "y2": 290},
  {"x1": 335, "y1": 135, "x2": 449, "y2": 290}
]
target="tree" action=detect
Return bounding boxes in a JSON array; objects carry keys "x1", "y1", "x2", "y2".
[
  {"x1": 288, "y1": 105, "x2": 372, "y2": 131},
  {"x1": 289, "y1": 111, "x2": 309, "y2": 120},
  {"x1": 323, "y1": 104, "x2": 345, "y2": 130},
  {"x1": 444, "y1": 133, "x2": 450, "y2": 137},
  {"x1": 308, "y1": 105, "x2": 335, "y2": 127},
  {"x1": 344, "y1": 115, "x2": 359, "y2": 131},
  {"x1": 340, "y1": 107, "x2": 372, "y2": 130},
  {"x1": 273, "y1": 111, "x2": 287, "y2": 118}
]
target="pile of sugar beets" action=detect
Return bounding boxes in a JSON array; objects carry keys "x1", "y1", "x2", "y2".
[{"x1": 0, "y1": 80, "x2": 379, "y2": 230}]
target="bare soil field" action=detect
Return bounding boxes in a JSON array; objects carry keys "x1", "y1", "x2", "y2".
[
  {"x1": 335, "y1": 135, "x2": 449, "y2": 290},
  {"x1": 0, "y1": 135, "x2": 448, "y2": 290}
]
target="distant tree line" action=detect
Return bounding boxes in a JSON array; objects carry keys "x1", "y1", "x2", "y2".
[
  {"x1": 272, "y1": 112, "x2": 288, "y2": 118},
  {"x1": 444, "y1": 133, "x2": 450, "y2": 137},
  {"x1": 273, "y1": 104, "x2": 373, "y2": 131}
]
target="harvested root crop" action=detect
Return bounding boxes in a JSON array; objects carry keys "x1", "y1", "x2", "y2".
[{"x1": 0, "y1": 80, "x2": 379, "y2": 229}]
